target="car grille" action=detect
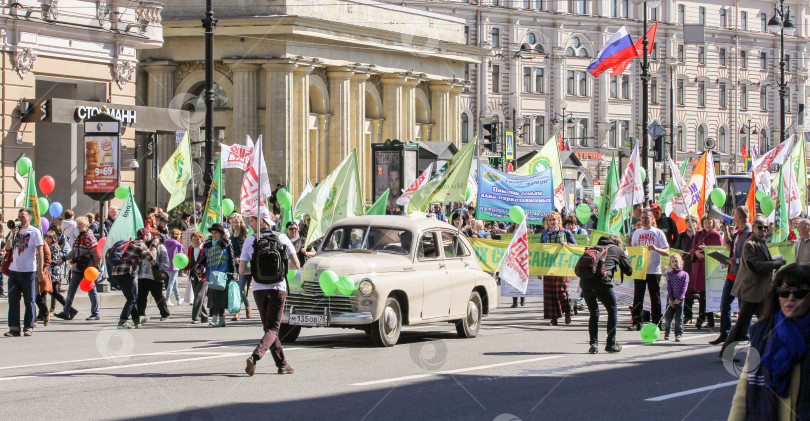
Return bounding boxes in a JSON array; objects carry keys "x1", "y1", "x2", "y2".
[{"x1": 286, "y1": 280, "x2": 357, "y2": 315}]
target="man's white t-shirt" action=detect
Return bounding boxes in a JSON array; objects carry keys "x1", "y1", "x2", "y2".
[
  {"x1": 241, "y1": 232, "x2": 296, "y2": 292},
  {"x1": 10, "y1": 226, "x2": 44, "y2": 273},
  {"x1": 61, "y1": 220, "x2": 79, "y2": 248},
  {"x1": 631, "y1": 227, "x2": 669, "y2": 275}
]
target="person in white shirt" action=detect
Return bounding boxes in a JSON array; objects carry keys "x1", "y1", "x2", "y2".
[
  {"x1": 241, "y1": 209, "x2": 300, "y2": 376},
  {"x1": 4, "y1": 208, "x2": 44, "y2": 337},
  {"x1": 629, "y1": 208, "x2": 670, "y2": 331},
  {"x1": 60, "y1": 209, "x2": 79, "y2": 250}
]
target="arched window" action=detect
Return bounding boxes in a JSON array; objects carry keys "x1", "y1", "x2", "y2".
[
  {"x1": 528, "y1": 33, "x2": 537, "y2": 44},
  {"x1": 760, "y1": 131, "x2": 769, "y2": 154},
  {"x1": 718, "y1": 126, "x2": 726, "y2": 153},
  {"x1": 566, "y1": 37, "x2": 589, "y2": 57},
  {"x1": 566, "y1": 47, "x2": 575, "y2": 56},
  {"x1": 461, "y1": 113, "x2": 469, "y2": 143},
  {"x1": 697, "y1": 125, "x2": 706, "y2": 151},
  {"x1": 188, "y1": 83, "x2": 231, "y2": 110},
  {"x1": 535, "y1": 44, "x2": 545, "y2": 54}
]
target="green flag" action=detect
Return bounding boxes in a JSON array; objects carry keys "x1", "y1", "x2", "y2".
[
  {"x1": 792, "y1": 133, "x2": 807, "y2": 209},
  {"x1": 158, "y1": 130, "x2": 192, "y2": 211},
  {"x1": 773, "y1": 161, "x2": 789, "y2": 243},
  {"x1": 24, "y1": 170, "x2": 42, "y2": 229},
  {"x1": 297, "y1": 150, "x2": 364, "y2": 246},
  {"x1": 597, "y1": 152, "x2": 623, "y2": 234},
  {"x1": 657, "y1": 160, "x2": 689, "y2": 209},
  {"x1": 407, "y1": 139, "x2": 475, "y2": 214},
  {"x1": 197, "y1": 155, "x2": 223, "y2": 237},
  {"x1": 366, "y1": 188, "x2": 390, "y2": 215},
  {"x1": 101, "y1": 191, "x2": 144, "y2": 258}
]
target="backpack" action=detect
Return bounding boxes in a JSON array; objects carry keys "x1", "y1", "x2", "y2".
[
  {"x1": 251, "y1": 230, "x2": 288, "y2": 285},
  {"x1": 575, "y1": 245, "x2": 610, "y2": 280},
  {"x1": 109, "y1": 240, "x2": 134, "y2": 266}
]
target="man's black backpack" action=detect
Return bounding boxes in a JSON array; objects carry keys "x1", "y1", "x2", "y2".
[
  {"x1": 575, "y1": 245, "x2": 610, "y2": 280},
  {"x1": 251, "y1": 230, "x2": 288, "y2": 285},
  {"x1": 109, "y1": 240, "x2": 133, "y2": 266}
]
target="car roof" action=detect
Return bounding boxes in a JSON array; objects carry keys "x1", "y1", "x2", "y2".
[{"x1": 329, "y1": 215, "x2": 455, "y2": 232}]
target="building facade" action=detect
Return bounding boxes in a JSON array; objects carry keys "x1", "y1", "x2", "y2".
[{"x1": 393, "y1": 0, "x2": 810, "y2": 202}]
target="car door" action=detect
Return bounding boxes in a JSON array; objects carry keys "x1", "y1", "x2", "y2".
[
  {"x1": 441, "y1": 231, "x2": 476, "y2": 317},
  {"x1": 417, "y1": 230, "x2": 451, "y2": 320}
]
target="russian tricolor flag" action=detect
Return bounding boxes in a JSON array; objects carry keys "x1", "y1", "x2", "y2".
[{"x1": 587, "y1": 26, "x2": 638, "y2": 78}]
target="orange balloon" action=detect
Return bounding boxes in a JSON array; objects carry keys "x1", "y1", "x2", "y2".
[
  {"x1": 84, "y1": 267, "x2": 100, "y2": 281},
  {"x1": 79, "y1": 278, "x2": 93, "y2": 292}
]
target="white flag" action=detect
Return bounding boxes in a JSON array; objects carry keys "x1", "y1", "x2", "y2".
[
  {"x1": 221, "y1": 135, "x2": 254, "y2": 170},
  {"x1": 294, "y1": 179, "x2": 314, "y2": 219},
  {"x1": 610, "y1": 142, "x2": 644, "y2": 212},
  {"x1": 239, "y1": 135, "x2": 273, "y2": 217},
  {"x1": 753, "y1": 134, "x2": 795, "y2": 194},
  {"x1": 704, "y1": 150, "x2": 717, "y2": 201},
  {"x1": 783, "y1": 156, "x2": 803, "y2": 218},
  {"x1": 465, "y1": 172, "x2": 478, "y2": 206},
  {"x1": 666, "y1": 155, "x2": 690, "y2": 218},
  {"x1": 496, "y1": 216, "x2": 530, "y2": 294},
  {"x1": 396, "y1": 163, "x2": 433, "y2": 206}
]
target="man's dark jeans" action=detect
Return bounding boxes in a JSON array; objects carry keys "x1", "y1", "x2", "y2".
[
  {"x1": 631, "y1": 274, "x2": 662, "y2": 325},
  {"x1": 719, "y1": 277, "x2": 736, "y2": 337},
  {"x1": 114, "y1": 274, "x2": 139, "y2": 323},
  {"x1": 7, "y1": 270, "x2": 36, "y2": 332},
  {"x1": 582, "y1": 287, "x2": 618, "y2": 346}
]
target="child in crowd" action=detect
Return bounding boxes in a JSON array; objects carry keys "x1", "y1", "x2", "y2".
[{"x1": 664, "y1": 254, "x2": 689, "y2": 341}]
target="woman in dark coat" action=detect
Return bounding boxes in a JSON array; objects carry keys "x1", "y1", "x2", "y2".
[
  {"x1": 687, "y1": 215, "x2": 723, "y2": 328},
  {"x1": 541, "y1": 211, "x2": 576, "y2": 326},
  {"x1": 194, "y1": 223, "x2": 237, "y2": 327}
]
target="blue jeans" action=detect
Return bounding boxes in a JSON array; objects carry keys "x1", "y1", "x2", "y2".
[
  {"x1": 62, "y1": 271, "x2": 99, "y2": 317},
  {"x1": 582, "y1": 287, "x2": 618, "y2": 346},
  {"x1": 664, "y1": 300, "x2": 684, "y2": 337},
  {"x1": 7, "y1": 270, "x2": 36, "y2": 331},
  {"x1": 237, "y1": 273, "x2": 251, "y2": 307},
  {"x1": 165, "y1": 270, "x2": 180, "y2": 302},
  {"x1": 114, "y1": 274, "x2": 139, "y2": 323},
  {"x1": 719, "y1": 277, "x2": 736, "y2": 338}
]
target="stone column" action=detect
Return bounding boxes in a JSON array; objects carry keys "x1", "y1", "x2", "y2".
[
  {"x1": 429, "y1": 80, "x2": 452, "y2": 142},
  {"x1": 402, "y1": 78, "x2": 419, "y2": 141},
  {"x1": 351, "y1": 72, "x2": 370, "y2": 199},
  {"x1": 381, "y1": 74, "x2": 405, "y2": 141},
  {"x1": 317, "y1": 114, "x2": 329, "y2": 181},
  {"x1": 143, "y1": 61, "x2": 177, "y2": 207},
  {"x1": 327, "y1": 67, "x2": 353, "y2": 171},
  {"x1": 226, "y1": 62, "x2": 260, "y2": 199},
  {"x1": 263, "y1": 61, "x2": 297, "y2": 184},
  {"x1": 292, "y1": 64, "x2": 313, "y2": 196},
  {"x1": 449, "y1": 84, "x2": 464, "y2": 146},
  {"x1": 551, "y1": 48, "x2": 565, "y2": 119}
]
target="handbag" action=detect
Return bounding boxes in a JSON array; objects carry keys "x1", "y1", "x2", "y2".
[
  {"x1": 227, "y1": 281, "x2": 241, "y2": 314},
  {"x1": 208, "y1": 270, "x2": 228, "y2": 291}
]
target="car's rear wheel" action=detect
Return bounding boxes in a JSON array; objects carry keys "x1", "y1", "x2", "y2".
[
  {"x1": 370, "y1": 297, "x2": 402, "y2": 347},
  {"x1": 456, "y1": 291, "x2": 482, "y2": 338},
  {"x1": 279, "y1": 323, "x2": 301, "y2": 343}
]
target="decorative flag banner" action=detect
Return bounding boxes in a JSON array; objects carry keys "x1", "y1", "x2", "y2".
[
  {"x1": 159, "y1": 130, "x2": 193, "y2": 212},
  {"x1": 101, "y1": 191, "x2": 144, "y2": 258},
  {"x1": 24, "y1": 169, "x2": 41, "y2": 229},
  {"x1": 610, "y1": 141, "x2": 644, "y2": 212},
  {"x1": 396, "y1": 163, "x2": 433, "y2": 207},
  {"x1": 221, "y1": 135, "x2": 254, "y2": 170},
  {"x1": 407, "y1": 140, "x2": 475, "y2": 214},
  {"x1": 514, "y1": 136, "x2": 565, "y2": 210},
  {"x1": 597, "y1": 152, "x2": 624, "y2": 234},
  {"x1": 587, "y1": 25, "x2": 638, "y2": 78},
  {"x1": 783, "y1": 155, "x2": 803, "y2": 219},
  {"x1": 475, "y1": 163, "x2": 554, "y2": 224},
  {"x1": 610, "y1": 23, "x2": 658, "y2": 77},
  {"x1": 240, "y1": 135, "x2": 273, "y2": 217},
  {"x1": 198, "y1": 155, "x2": 223, "y2": 237},
  {"x1": 495, "y1": 216, "x2": 530, "y2": 294},
  {"x1": 681, "y1": 151, "x2": 712, "y2": 220},
  {"x1": 293, "y1": 179, "x2": 314, "y2": 220},
  {"x1": 793, "y1": 133, "x2": 807, "y2": 208},
  {"x1": 297, "y1": 150, "x2": 364, "y2": 246},
  {"x1": 773, "y1": 162, "x2": 789, "y2": 242},
  {"x1": 366, "y1": 188, "x2": 389, "y2": 215},
  {"x1": 465, "y1": 172, "x2": 478, "y2": 205},
  {"x1": 753, "y1": 134, "x2": 795, "y2": 195}
]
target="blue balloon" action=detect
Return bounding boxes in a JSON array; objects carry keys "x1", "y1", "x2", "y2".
[{"x1": 49, "y1": 202, "x2": 63, "y2": 218}]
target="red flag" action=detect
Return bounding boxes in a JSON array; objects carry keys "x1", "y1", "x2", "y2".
[
  {"x1": 611, "y1": 23, "x2": 658, "y2": 77},
  {"x1": 741, "y1": 143, "x2": 749, "y2": 160}
]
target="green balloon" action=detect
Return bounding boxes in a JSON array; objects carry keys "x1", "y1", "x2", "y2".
[
  {"x1": 222, "y1": 198, "x2": 234, "y2": 217},
  {"x1": 509, "y1": 206, "x2": 526, "y2": 224},
  {"x1": 114, "y1": 186, "x2": 130, "y2": 200},
  {"x1": 640, "y1": 167, "x2": 647, "y2": 183},
  {"x1": 575, "y1": 204, "x2": 590, "y2": 225},
  {"x1": 38, "y1": 197, "x2": 49, "y2": 214},
  {"x1": 755, "y1": 190, "x2": 765, "y2": 201},
  {"x1": 759, "y1": 196, "x2": 775, "y2": 215},
  {"x1": 277, "y1": 189, "x2": 293, "y2": 210},
  {"x1": 16, "y1": 157, "x2": 32, "y2": 176},
  {"x1": 640, "y1": 323, "x2": 660, "y2": 343},
  {"x1": 710, "y1": 188, "x2": 727, "y2": 208},
  {"x1": 172, "y1": 253, "x2": 189, "y2": 269},
  {"x1": 336, "y1": 275, "x2": 355, "y2": 296},
  {"x1": 318, "y1": 270, "x2": 338, "y2": 296}
]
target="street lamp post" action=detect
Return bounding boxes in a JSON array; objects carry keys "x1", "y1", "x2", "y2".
[
  {"x1": 201, "y1": 0, "x2": 217, "y2": 194},
  {"x1": 554, "y1": 100, "x2": 574, "y2": 150},
  {"x1": 739, "y1": 120, "x2": 758, "y2": 170},
  {"x1": 768, "y1": 0, "x2": 796, "y2": 144}
]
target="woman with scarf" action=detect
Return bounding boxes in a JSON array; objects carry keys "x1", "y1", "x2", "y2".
[
  {"x1": 194, "y1": 223, "x2": 236, "y2": 327},
  {"x1": 53, "y1": 217, "x2": 100, "y2": 321},
  {"x1": 541, "y1": 212, "x2": 576, "y2": 326},
  {"x1": 728, "y1": 263, "x2": 810, "y2": 420},
  {"x1": 687, "y1": 215, "x2": 723, "y2": 329}
]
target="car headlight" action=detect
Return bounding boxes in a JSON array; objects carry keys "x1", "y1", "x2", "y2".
[{"x1": 358, "y1": 278, "x2": 375, "y2": 296}]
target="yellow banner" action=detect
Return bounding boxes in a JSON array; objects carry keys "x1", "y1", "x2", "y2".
[{"x1": 470, "y1": 239, "x2": 650, "y2": 280}]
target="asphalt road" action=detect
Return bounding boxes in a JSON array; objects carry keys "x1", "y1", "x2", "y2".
[{"x1": 0, "y1": 291, "x2": 741, "y2": 420}]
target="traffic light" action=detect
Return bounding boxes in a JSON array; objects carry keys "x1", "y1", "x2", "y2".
[
  {"x1": 483, "y1": 122, "x2": 499, "y2": 154},
  {"x1": 653, "y1": 135, "x2": 665, "y2": 162}
]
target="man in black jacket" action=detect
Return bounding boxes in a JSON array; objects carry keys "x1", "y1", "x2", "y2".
[
  {"x1": 651, "y1": 203, "x2": 678, "y2": 247},
  {"x1": 580, "y1": 235, "x2": 633, "y2": 354}
]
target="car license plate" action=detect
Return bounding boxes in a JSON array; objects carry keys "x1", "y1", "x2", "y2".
[{"x1": 289, "y1": 314, "x2": 327, "y2": 326}]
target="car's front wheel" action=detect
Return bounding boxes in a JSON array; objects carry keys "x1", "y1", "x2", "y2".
[
  {"x1": 456, "y1": 291, "x2": 482, "y2": 338},
  {"x1": 279, "y1": 323, "x2": 301, "y2": 343},
  {"x1": 370, "y1": 297, "x2": 402, "y2": 347}
]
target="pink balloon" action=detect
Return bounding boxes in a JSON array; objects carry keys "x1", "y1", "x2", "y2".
[
  {"x1": 96, "y1": 237, "x2": 106, "y2": 256},
  {"x1": 39, "y1": 176, "x2": 55, "y2": 195}
]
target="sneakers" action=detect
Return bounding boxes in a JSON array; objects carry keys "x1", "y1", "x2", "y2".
[
  {"x1": 23, "y1": 330, "x2": 32, "y2": 336},
  {"x1": 588, "y1": 345, "x2": 599, "y2": 354},
  {"x1": 278, "y1": 363, "x2": 295, "y2": 374},
  {"x1": 167, "y1": 301, "x2": 175, "y2": 307},
  {"x1": 117, "y1": 322, "x2": 133, "y2": 329},
  {"x1": 664, "y1": 334, "x2": 670, "y2": 341},
  {"x1": 139, "y1": 315, "x2": 147, "y2": 325},
  {"x1": 4, "y1": 330, "x2": 21, "y2": 337},
  {"x1": 605, "y1": 343, "x2": 622, "y2": 353},
  {"x1": 134, "y1": 323, "x2": 142, "y2": 329},
  {"x1": 627, "y1": 323, "x2": 641, "y2": 331},
  {"x1": 245, "y1": 357, "x2": 256, "y2": 377},
  {"x1": 86, "y1": 316, "x2": 100, "y2": 321},
  {"x1": 217, "y1": 317, "x2": 226, "y2": 328},
  {"x1": 209, "y1": 315, "x2": 219, "y2": 327},
  {"x1": 160, "y1": 316, "x2": 170, "y2": 321},
  {"x1": 675, "y1": 336, "x2": 683, "y2": 342}
]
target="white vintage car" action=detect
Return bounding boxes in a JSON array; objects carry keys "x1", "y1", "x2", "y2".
[{"x1": 281, "y1": 215, "x2": 498, "y2": 347}]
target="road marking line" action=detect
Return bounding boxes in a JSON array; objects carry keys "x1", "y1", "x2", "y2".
[
  {"x1": 351, "y1": 355, "x2": 564, "y2": 386},
  {"x1": 644, "y1": 381, "x2": 738, "y2": 401}
]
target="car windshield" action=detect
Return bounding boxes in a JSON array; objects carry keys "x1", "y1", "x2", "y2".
[{"x1": 322, "y1": 226, "x2": 413, "y2": 255}]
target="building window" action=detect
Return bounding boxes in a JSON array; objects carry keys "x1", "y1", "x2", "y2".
[
  {"x1": 741, "y1": 11, "x2": 747, "y2": 30},
  {"x1": 567, "y1": 70, "x2": 576, "y2": 95},
  {"x1": 609, "y1": 123, "x2": 617, "y2": 148},
  {"x1": 760, "y1": 51, "x2": 768, "y2": 69},
  {"x1": 698, "y1": 81, "x2": 706, "y2": 107},
  {"x1": 492, "y1": 0, "x2": 499, "y2": 6},
  {"x1": 761, "y1": 13, "x2": 767, "y2": 32},
  {"x1": 677, "y1": 79, "x2": 684, "y2": 105},
  {"x1": 610, "y1": 77, "x2": 618, "y2": 98},
  {"x1": 650, "y1": 43, "x2": 658, "y2": 60},
  {"x1": 719, "y1": 48, "x2": 726, "y2": 66},
  {"x1": 528, "y1": 33, "x2": 537, "y2": 44},
  {"x1": 492, "y1": 65, "x2": 500, "y2": 93},
  {"x1": 621, "y1": 0, "x2": 628, "y2": 18},
  {"x1": 677, "y1": 127, "x2": 684, "y2": 151},
  {"x1": 522, "y1": 119, "x2": 531, "y2": 145},
  {"x1": 566, "y1": 38, "x2": 589, "y2": 57},
  {"x1": 739, "y1": 50, "x2": 747, "y2": 68},
  {"x1": 740, "y1": 85, "x2": 748, "y2": 109},
  {"x1": 621, "y1": 75, "x2": 630, "y2": 99},
  {"x1": 568, "y1": 0, "x2": 587, "y2": 14},
  {"x1": 536, "y1": 0, "x2": 544, "y2": 10},
  {"x1": 677, "y1": 45, "x2": 684, "y2": 62},
  {"x1": 464, "y1": 26, "x2": 469, "y2": 45},
  {"x1": 535, "y1": 116, "x2": 545, "y2": 145},
  {"x1": 461, "y1": 113, "x2": 469, "y2": 143},
  {"x1": 610, "y1": 0, "x2": 617, "y2": 17},
  {"x1": 719, "y1": 127, "x2": 727, "y2": 153},
  {"x1": 491, "y1": 28, "x2": 500, "y2": 47},
  {"x1": 579, "y1": 118, "x2": 589, "y2": 147},
  {"x1": 678, "y1": 5, "x2": 685, "y2": 24},
  {"x1": 720, "y1": 9, "x2": 727, "y2": 27},
  {"x1": 698, "y1": 125, "x2": 706, "y2": 151},
  {"x1": 535, "y1": 68, "x2": 545, "y2": 93},
  {"x1": 651, "y1": 77, "x2": 658, "y2": 104},
  {"x1": 719, "y1": 82, "x2": 727, "y2": 108},
  {"x1": 523, "y1": 67, "x2": 532, "y2": 92},
  {"x1": 760, "y1": 86, "x2": 768, "y2": 111},
  {"x1": 760, "y1": 132, "x2": 768, "y2": 153},
  {"x1": 567, "y1": 125, "x2": 576, "y2": 144},
  {"x1": 524, "y1": 0, "x2": 531, "y2": 8},
  {"x1": 699, "y1": 7, "x2": 705, "y2": 25},
  {"x1": 620, "y1": 120, "x2": 629, "y2": 144},
  {"x1": 785, "y1": 54, "x2": 791, "y2": 71},
  {"x1": 785, "y1": 87, "x2": 791, "y2": 112},
  {"x1": 698, "y1": 46, "x2": 705, "y2": 64},
  {"x1": 650, "y1": 6, "x2": 658, "y2": 21}
]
